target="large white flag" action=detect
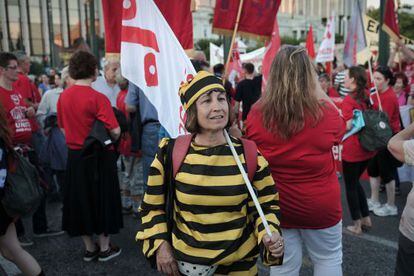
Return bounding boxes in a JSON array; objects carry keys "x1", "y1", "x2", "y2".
[
  {"x1": 120, "y1": 0, "x2": 196, "y2": 138},
  {"x1": 316, "y1": 15, "x2": 335, "y2": 63}
]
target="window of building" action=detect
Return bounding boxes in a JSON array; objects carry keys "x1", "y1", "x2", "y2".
[
  {"x1": 297, "y1": 0, "x2": 304, "y2": 15},
  {"x1": 6, "y1": 0, "x2": 23, "y2": 51},
  {"x1": 51, "y1": 0, "x2": 63, "y2": 47},
  {"x1": 301, "y1": 30, "x2": 306, "y2": 39},
  {"x1": 67, "y1": 0, "x2": 81, "y2": 46},
  {"x1": 27, "y1": 0, "x2": 44, "y2": 55},
  {"x1": 313, "y1": 0, "x2": 319, "y2": 17}
]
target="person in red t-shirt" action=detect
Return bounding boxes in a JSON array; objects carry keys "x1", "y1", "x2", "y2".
[
  {"x1": 367, "y1": 66, "x2": 402, "y2": 217},
  {"x1": 12, "y1": 53, "x2": 44, "y2": 159},
  {"x1": 57, "y1": 51, "x2": 122, "y2": 262},
  {"x1": 341, "y1": 66, "x2": 376, "y2": 235},
  {"x1": 0, "y1": 53, "x2": 34, "y2": 145},
  {"x1": 12, "y1": 53, "x2": 41, "y2": 107},
  {"x1": 245, "y1": 46, "x2": 345, "y2": 276},
  {"x1": 319, "y1": 73, "x2": 340, "y2": 98},
  {"x1": 115, "y1": 78, "x2": 143, "y2": 216},
  {"x1": 0, "y1": 52, "x2": 46, "y2": 276}
]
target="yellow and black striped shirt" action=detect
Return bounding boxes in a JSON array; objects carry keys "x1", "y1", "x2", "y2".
[{"x1": 136, "y1": 137, "x2": 281, "y2": 275}]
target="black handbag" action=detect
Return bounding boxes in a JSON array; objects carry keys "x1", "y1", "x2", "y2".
[{"x1": 2, "y1": 153, "x2": 43, "y2": 217}]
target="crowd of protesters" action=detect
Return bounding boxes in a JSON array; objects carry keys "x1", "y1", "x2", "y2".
[{"x1": 0, "y1": 40, "x2": 413, "y2": 275}]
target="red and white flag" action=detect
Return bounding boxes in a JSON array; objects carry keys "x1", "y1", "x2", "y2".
[
  {"x1": 227, "y1": 41, "x2": 243, "y2": 79},
  {"x1": 316, "y1": 15, "x2": 335, "y2": 63},
  {"x1": 120, "y1": 0, "x2": 196, "y2": 138},
  {"x1": 382, "y1": 0, "x2": 400, "y2": 41},
  {"x1": 101, "y1": 0, "x2": 193, "y2": 54},
  {"x1": 262, "y1": 16, "x2": 281, "y2": 91}
]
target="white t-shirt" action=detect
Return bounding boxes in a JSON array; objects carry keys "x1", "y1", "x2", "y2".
[{"x1": 92, "y1": 76, "x2": 120, "y2": 107}]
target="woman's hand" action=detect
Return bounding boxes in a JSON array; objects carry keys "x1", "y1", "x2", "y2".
[
  {"x1": 156, "y1": 241, "x2": 180, "y2": 276},
  {"x1": 228, "y1": 120, "x2": 242, "y2": 138},
  {"x1": 262, "y1": 232, "x2": 284, "y2": 258}
]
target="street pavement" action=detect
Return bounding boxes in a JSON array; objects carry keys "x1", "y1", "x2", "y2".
[{"x1": 1, "y1": 176, "x2": 410, "y2": 276}]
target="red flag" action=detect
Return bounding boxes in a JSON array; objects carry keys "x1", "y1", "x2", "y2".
[
  {"x1": 262, "y1": 16, "x2": 281, "y2": 91},
  {"x1": 305, "y1": 25, "x2": 315, "y2": 59},
  {"x1": 213, "y1": 0, "x2": 281, "y2": 39},
  {"x1": 102, "y1": 0, "x2": 123, "y2": 54},
  {"x1": 102, "y1": 0, "x2": 193, "y2": 55},
  {"x1": 382, "y1": 0, "x2": 400, "y2": 41},
  {"x1": 154, "y1": 0, "x2": 193, "y2": 49}
]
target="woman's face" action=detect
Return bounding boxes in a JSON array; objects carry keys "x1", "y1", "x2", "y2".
[
  {"x1": 319, "y1": 77, "x2": 329, "y2": 92},
  {"x1": 55, "y1": 75, "x2": 62, "y2": 87},
  {"x1": 373, "y1": 71, "x2": 389, "y2": 92},
  {"x1": 343, "y1": 70, "x2": 354, "y2": 90},
  {"x1": 394, "y1": 78, "x2": 404, "y2": 93},
  {"x1": 195, "y1": 90, "x2": 229, "y2": 133}
]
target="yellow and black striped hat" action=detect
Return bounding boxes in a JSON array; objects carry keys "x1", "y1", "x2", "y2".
[{"x1": 179, "y1": 71, "x2": 226, "y2": 110}]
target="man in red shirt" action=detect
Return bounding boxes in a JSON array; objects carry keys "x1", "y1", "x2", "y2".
[
  {"x1": 0, "y1": 53, "x2": 34, "y2": 144},
  {"x1": 12, "y1": 52, "x2": 41, "y2": 107},
  {"x1": 12, "y1": 52, "x2": 44, "y2": 156},
  {"x1": 0, "y1": 52, "x2": 63, "y2": 244}
]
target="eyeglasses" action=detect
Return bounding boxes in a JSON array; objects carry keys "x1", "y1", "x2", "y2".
[{"x1": 5, "y1": 65, "x2": 18, "y2": 70}]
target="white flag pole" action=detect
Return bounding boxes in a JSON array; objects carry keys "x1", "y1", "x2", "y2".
[{"x1": 223, "y1": 130, "x2": 272, "y2": 237}]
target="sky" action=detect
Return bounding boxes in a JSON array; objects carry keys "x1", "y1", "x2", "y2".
[{"x1": 367, "y1": 0, "x2": 414, "y2": 8}]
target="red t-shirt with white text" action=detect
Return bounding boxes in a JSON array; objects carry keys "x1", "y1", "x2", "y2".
[
  {"x1": 13, "y1": 73, "x2": 41, "y2": 132},
  {"x1": 245, "y1": 101, "x2": 346, "y2": 229},
  {"x1": 57, "y1": 85, "x2": 119, "y2": 150},
  {"x1": 0, "y1": 87, "x2": 32, "y2": 144}
]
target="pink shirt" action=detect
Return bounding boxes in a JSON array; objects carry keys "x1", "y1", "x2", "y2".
[{"x1": 396, "y1": 91, "x2": 407, "y2": 106}]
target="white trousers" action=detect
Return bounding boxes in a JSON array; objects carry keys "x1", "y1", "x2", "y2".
[{"x1": 270, "y1": 220, "x2": 343, "y2": 276}]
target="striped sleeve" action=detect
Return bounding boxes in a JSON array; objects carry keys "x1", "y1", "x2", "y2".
[
  {"x1": 136, "y1": 138, "x2": 169, "y2": 258},
  {"x1": 247, "y1": 152, "x2": 283, "y2": 266}
]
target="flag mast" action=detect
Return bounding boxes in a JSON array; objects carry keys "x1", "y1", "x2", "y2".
[
  {"x1": 224, "y1": 0, "x2": 245, "y2": 77},
  {"x1": 357, "y1": 0, "x2": 383, "y2": 111}
]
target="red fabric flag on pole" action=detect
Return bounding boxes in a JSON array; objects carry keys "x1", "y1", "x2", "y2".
[
  {"x1": 102, "y1": 0, "x2": 193, "y2": 55},
  {"x1": 305, "y1": 25, "x2": 315, "y2": 59},
  {"x1": 213, "y1": 0, "x2": 281, "y2": 39},
  {"x1": 102, "y1": 0, "x2": 123, "y2": 54},
  {"x1": 382, "y1": 0, "x2": 400, "y2": 41},
  {"x1": 154, "y1": 0, "x2": 193, "y2": 49},
  {"x1": 262, "y1": 16, "x2": 281, "y2": 91}
]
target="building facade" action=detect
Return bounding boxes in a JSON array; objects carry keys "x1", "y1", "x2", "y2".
[{"x1": 0, "y1": 0, "x2": 104, "y2": 67}]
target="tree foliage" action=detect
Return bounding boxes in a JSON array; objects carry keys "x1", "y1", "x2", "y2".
[{"x1": 366, "y1": 8, "x2": 414, "y2": 39}]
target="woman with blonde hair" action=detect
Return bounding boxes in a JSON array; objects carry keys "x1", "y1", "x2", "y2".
[{"x1": 245, "y1": 45, "x2": 345, "y2": 276}]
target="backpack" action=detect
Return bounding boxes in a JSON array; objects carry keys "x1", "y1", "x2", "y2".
[
  {"x1": 166, "y1": 134, "x2": 257, "y2": 229},
  {"x1": 171, "y1": 134, "x2": 257, "y2": 180},
  {"x1": 358, "y1": 109, "x2": 393, "y2": 152},
  {"x1": 2, "y1": 153, "x2": 43, "y2": 217}
]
